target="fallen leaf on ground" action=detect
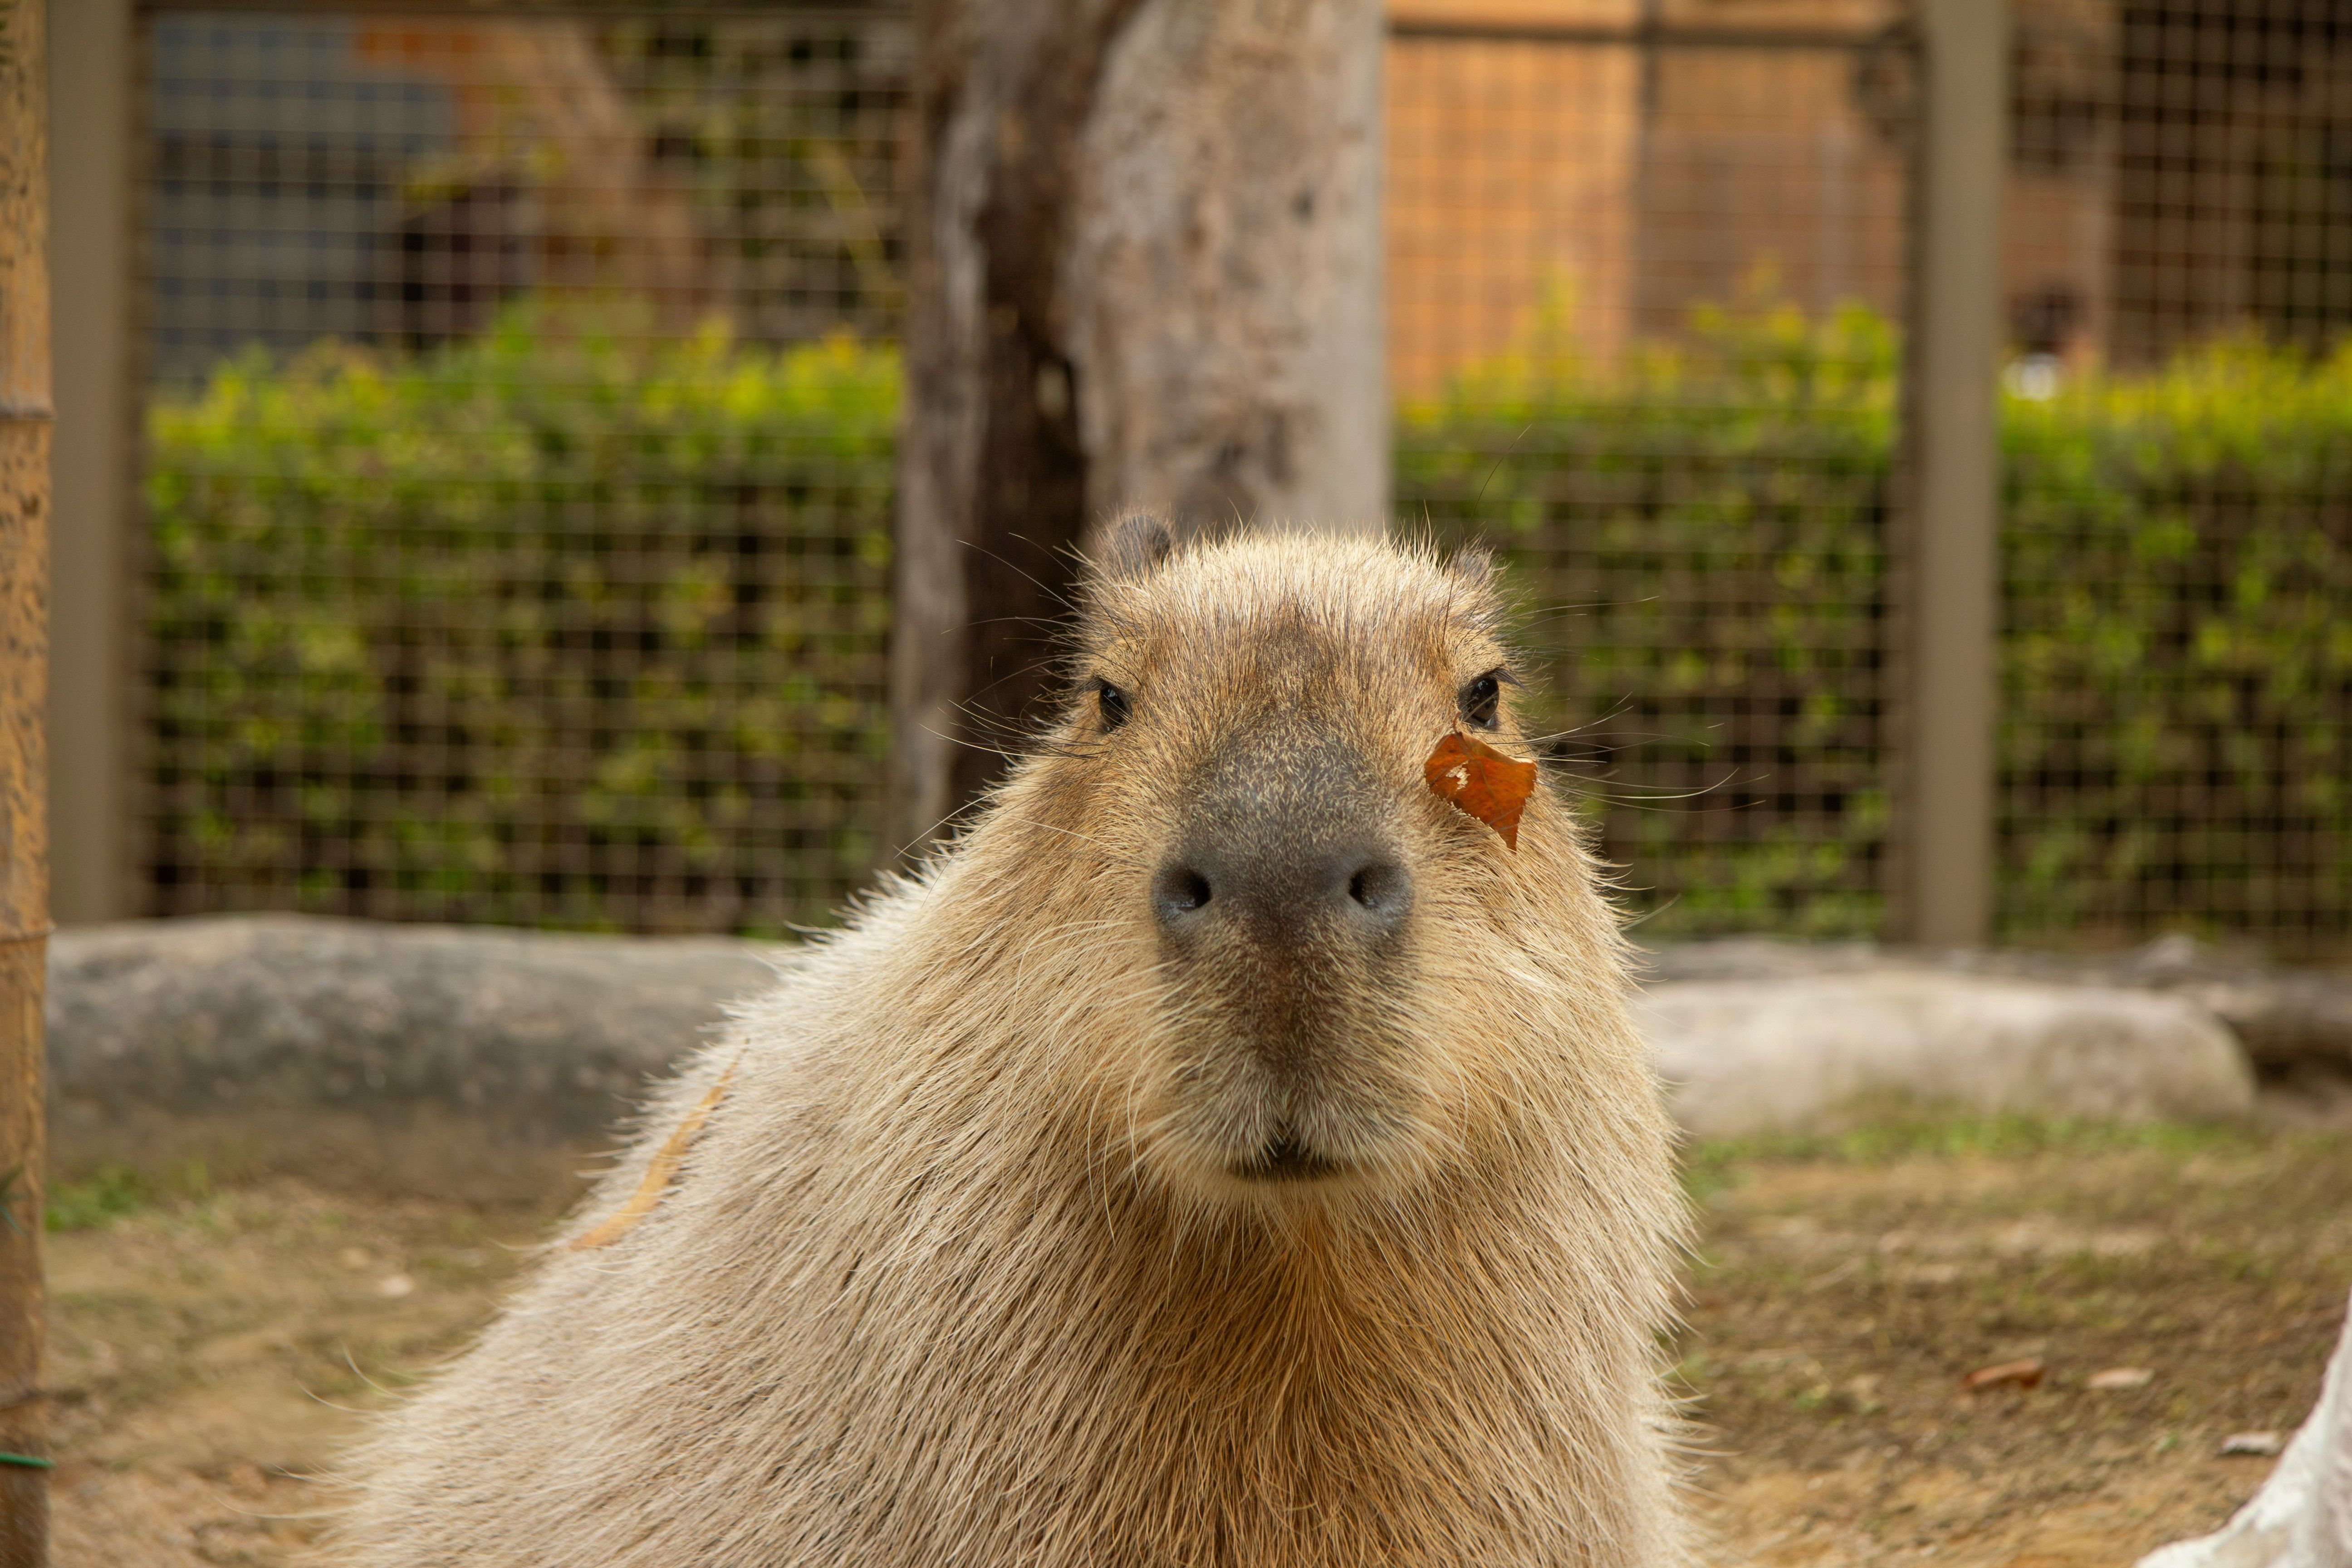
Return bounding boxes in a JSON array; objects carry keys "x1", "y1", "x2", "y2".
[
  {"x1": 2218, "y1": 1430, "x2": 2283, "y2": 1457},
  {"x1": 2087, "y1": 1366, "x2": 2154, "y2": 1390},
  {"x1": 1961, "y1": 1357, "x2": 2047, "y2": 1392},
  {"x1": 1425, "y1": 731, "x2": 1538, "y2": 850}
]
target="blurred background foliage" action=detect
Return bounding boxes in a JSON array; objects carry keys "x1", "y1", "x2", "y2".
[
  {"x1": 146, "y1": 299, "x2": 2352, "y2": 950},
  {"x1": 1999, "y1": 338, "x2": 2352, "y2": 948},
  {"x1": 1399, "y1": 294, "x2": 1899, "y2": 938},
  {"x1": 146, "y1": 305, "x2": 897, "y2": 933}
]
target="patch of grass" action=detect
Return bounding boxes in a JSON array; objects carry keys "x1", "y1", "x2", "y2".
[
  {"x1": 1679, "y1": 1109, "x2": 2259, "y2": 1201},
  {"x1": 46, "y1": 1164, "x2": 154, "y2": 1231},
  {"x1": 45, "y1": 1160, "x2": 214, "y2": 1233}
]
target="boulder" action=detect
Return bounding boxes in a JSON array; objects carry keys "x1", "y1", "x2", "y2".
[
  {"x1": 1638, "y1": 970, "x2": 2258, "y2": 1137},
  {"x1": 46, "y1": 918, "x2": 2275, "y2": 1148},
  {"x1": 47, "y1": 915, "x2": 780, "y2": 1142},
  {"x1": 2088, "y1": 935, "x2": 2352, "y2": 1073},
  {"x1": 1642, "y1": 934, "x2": 2352, "y2": 1075}
]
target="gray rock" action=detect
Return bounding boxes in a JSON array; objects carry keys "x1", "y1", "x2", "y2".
[
  {"x1": 2075, "y1": 937, "x2": 2352, "y2": 1073},
  {"x1": 47, "y1": 915, "x2": 782, "y2": 1142},
  {"x1": 1639, "y1": 970, "x2": 2258, "y2": 1137},
  {"x1": 43, "y1": 918, "x2": 2295, "y2": 1150},
  {"x1": 1640, "y1": 936, "x2": 2352, "y2": 1073},
  {"x1": 1634, "y1": 937, "x2": 1894, "y2": 985}
]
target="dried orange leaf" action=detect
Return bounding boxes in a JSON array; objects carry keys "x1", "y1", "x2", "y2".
[
  {"x1": 568, "y1": 1061, "x2": 738, "y2": 1251},
  {"x1": 1960, "y1": 1357, "x2": 2046, "y2": 1392},
  {"x1": 1425, "y1": 730, "x2": 1538, "y2": 851}
]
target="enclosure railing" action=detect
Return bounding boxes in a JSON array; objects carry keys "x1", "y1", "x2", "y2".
[
  {"x1": 42, "y1": 0, "x2": 2352, "y2": 961},
  {"x1": 126, "y1": 2, "x2": 908, "y2": 935}
]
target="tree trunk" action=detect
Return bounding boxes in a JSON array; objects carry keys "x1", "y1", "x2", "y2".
[
  {"x1": 890, "y1": 0, "x2": 1386, "y2": 854},
  {"x1": 0, "y1": 0, "x2": 49, "y2": 1558}
]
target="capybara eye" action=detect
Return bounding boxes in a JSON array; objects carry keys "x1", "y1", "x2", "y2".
[
  {"x1": 1097, "y1": 680, "x2": 1132, "y2": 730},
  {"x1": 1460, "y1": 670, "x2": 1504, "y2": 729}
]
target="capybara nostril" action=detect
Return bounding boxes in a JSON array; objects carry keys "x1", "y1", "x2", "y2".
[
  {"x1": 1278, "y1": 843, "x2": 1409, "y2": 938},
  {"x1": 1343, "y1": 854, "x2": 1411, "y2": 933},
  {"x1": 1152, "y1": 862, "x2": 1215, "y2": 926}
]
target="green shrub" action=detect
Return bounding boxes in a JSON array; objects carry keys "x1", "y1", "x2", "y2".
[
  {"x1": 1399, "y1": 309, "x2": 2352, "y2": 956},
  {"x1": 145, "y1": 307, "x2": 897, "y2": 933},
  {"x1": 1999, "y1": 337, "x2": 2352, "y2": 951},
  {"x1": 147, "y1": 299, "x2": 2352, "y2": 954},
  {"x1": 1396, "y1": 299, "x2": 1900, "y2": 937}
]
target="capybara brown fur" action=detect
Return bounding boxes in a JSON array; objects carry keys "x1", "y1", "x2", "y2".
[{"x1": 337, "y1": 523, "x2": 1691, "y2": 1567}]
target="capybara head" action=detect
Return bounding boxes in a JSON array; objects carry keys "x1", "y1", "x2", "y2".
[{"x1": 975, "y1": 517, "x2": 1616, "y2": 1210}]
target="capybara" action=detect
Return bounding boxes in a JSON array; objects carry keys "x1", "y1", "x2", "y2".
[{"x1": 339, "y1": 520, "x2": 1690, "y2": 1567}]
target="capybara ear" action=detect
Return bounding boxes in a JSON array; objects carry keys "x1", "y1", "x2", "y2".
[{"x1": 1095, "y1": 509, "x2": 1176, "y2": 585}]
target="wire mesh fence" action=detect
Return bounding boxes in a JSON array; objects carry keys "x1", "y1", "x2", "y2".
[
  {"x1": 1996, "y1": 0, "x2": 2352, "y2": 958},
  {"x1": 125, "y1": 0, "x2": 2352, "y2": 957},
  {"x1": 1388, "y1": 10, "x2": 1914, "y2": 939},
  {"x1": 138, "y1": 6, "x2": 908, "y2": 933}
]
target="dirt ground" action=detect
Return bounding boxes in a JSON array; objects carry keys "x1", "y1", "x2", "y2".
[{"x1": 36, "y1": 1110, "x2": 2352, "y2": 1568}]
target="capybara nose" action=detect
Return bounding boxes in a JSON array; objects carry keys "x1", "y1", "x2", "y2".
[{"x1": 1153, "y1": 840, "x2": 1412, "y2": 943}]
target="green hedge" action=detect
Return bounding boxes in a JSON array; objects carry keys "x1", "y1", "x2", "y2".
[
  {"x1": 1999, "y1": 340, "x2": 2352, "y2": 950},
  {"x1": 146, "y1": 306, "x2": 2352, "y2": 954},
  {"x1": 1397, "y1": 311, "x2": 2352, "y2": 955},
  {"x1": 1396, "y1": 300, "x2": 1899, "y2": 937},
  {"x1": 145, "y1": 311, "x2": 897, "y2": 933}
]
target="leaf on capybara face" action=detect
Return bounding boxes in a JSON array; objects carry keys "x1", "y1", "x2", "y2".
[
  {"x1": 568, "y1": 1061, "x2": 738, "y2": 1251},
  {"x1": 1425, "y1": 730, "x2": 1537, "y2": 851}
]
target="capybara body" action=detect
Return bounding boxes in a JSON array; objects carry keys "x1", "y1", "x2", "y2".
[{"x1": 339, "y1": 526, "x2": 1690, "y2": 1567}]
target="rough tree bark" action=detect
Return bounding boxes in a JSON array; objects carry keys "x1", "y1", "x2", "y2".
[
  {"x1": 890, "y1": 0, "x2": 1386, "y2": 853},
  {"x1": 0, "y1": 0, "x2": 48, "y2": 1558}
]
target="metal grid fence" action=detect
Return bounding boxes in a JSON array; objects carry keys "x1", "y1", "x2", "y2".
[
  {"x1": 127, "y1": 0, "x2": 2352, "y2": 958},
  {"x1": 138, "y1": 6, "x2": 907, "y2": 933},
  {"x1": 1996, "y1": 0, "x2": 2352, "y2": 957},
  {"x1": 1388, "y1": 11, "x2": 1913, "y2": 939}
]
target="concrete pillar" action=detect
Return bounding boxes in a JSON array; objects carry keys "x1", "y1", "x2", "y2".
[{"x1": 1903, "y1": 0, "x2": 2008, "y2": 948}]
